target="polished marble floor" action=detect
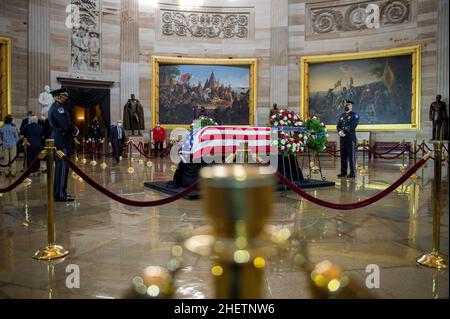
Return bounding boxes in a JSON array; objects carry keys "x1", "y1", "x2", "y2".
[{"x1": 0, "y1": 154, "x2": 448, "y2": 299}]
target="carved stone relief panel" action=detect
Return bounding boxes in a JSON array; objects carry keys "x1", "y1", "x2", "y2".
[
  {"x1": 69, "y1": 0, "x2": 102, "y2": 72},
  {"x1": 306, "y1": 0, "x2": 414, "y2": 36},
  {"x1": 158, "y1": 5, "x2": 253, "y2": 40}
]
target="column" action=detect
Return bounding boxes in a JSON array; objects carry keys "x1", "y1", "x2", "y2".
[
  {"x1": 270, "y1": 0, "x2": 289, "y2": 107},
  {"x1": 437, "y1": 0, "x2": 449, "y2": 102},
  {"x1": 28, "y1": 0, "x2": 50, "y2": 115},
  {"x1": 120, "y1": 0, "x2": 140, "y2": 119}
]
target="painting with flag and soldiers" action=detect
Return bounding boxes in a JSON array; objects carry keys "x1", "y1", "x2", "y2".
[{"x1": 300, "y1": 46, "x2": 421, "y2": 131}]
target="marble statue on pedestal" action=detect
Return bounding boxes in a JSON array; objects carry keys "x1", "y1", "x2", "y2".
[{"x1": 38, "y1": 85, "x2": 54, "y2": 113}]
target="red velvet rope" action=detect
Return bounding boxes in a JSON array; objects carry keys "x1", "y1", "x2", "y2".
[
  {"x1": 276, "y1": 156, "x2": 429, "y2": 210},
  {"x1": 132, "y1": 142, "x2": 171, "y2": 159},
  {"x1": 132, "y1": 143, "x2": 157, "y2": 159},
  {"x1": 370, "y1": 143, "x2": 403, "y2": 155},
  {"x1": 0, "y1": 153, "x2": 19, "y2": 167},
  {"x1": 59, "y1": 154, "x2": 198, "y2": 207},
  {"x1": 367, "y1": 145, "x2": 409, "y2": 159},
  {"x1": 0, "y1": 156, "x2": 41, "y2": 193}
]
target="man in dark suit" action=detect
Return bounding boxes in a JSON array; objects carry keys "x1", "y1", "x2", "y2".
[
  {"x1": 20, "y1": 111, "x2": 35, "y2": 134},
  {"x1": 21, "y1": 115, "x2": 44, "y2": 175},
  {"x1": 48, "y1": 88, "x2": 79, "y2": 202},
  {"x1": 109, "y1": 120, "x2": 127, "y2": 163}
]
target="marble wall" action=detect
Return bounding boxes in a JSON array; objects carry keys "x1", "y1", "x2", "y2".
[
  {"x1": 288, "y1": 0, "x2": 439, "y2": 142},
  {"x1": 0, "y1": 0, "x2": 29, "y2": 117},
  {"x1": 1, "y1": 0, "x2": 446, "y2": 142}
]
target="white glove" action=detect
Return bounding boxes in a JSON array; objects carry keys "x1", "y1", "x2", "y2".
[{"x1": 338, "y1": 130, "x2": 346, "y2": 137}]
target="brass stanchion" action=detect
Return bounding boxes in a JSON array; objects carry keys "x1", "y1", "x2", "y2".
[
  {"x1": 422, "y1": 140, "x2": 427, "y2": 168},
  {"x1": 33, "y1": 139, "x2": 70, "y2": 260},
  {"x1": 138, "y1": 143, "x2": 144, "y2": 166},
  {"x1": 244, "y1": 141, "x2": 249, "y2": 164},
  {"x1": 410, "y1": 139, "x2": 419, "y2": 182},
  {"x1": 147, "y1": 142, "x2": 153, "y2": 168},
  {"x1": 400, "y1": 139, "x2": 407, "y2": 173},
  {"x1": 80, "y1": 139, "x2": 87, "y2": 164},
  {"x1": 90, "y1": 141, "x2": 97, "y2": 166},
  {"x1": 360, "y1": 139, "x2": 368, "y2": 176},
  {"x1": 22, "y1": 138, "x2": 32, "y2": 186},
  {"x1": 196, "y1": 165, "x2": 275, "y2": 298},
  {"x1": 74, "y1": 138, "x2": 79, "y2": 162},
  {"x1": 127, "y1": 142, "x2": 134, "y2": 174},
  {"x1": 417, "y1": 141, "x2": 447, "y2": 269},
  {"x1": 100, "y1": 139, "x2": 107, "y2": 170}
]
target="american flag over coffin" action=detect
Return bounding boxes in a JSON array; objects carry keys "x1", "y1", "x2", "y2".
[{"x1": 181, "y1": 126, "x2": 276, "y2": 162}]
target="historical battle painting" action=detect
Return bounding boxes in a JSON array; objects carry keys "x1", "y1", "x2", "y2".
[
  {"x1": 153, "y1": 57, "x2": 256, "y2": 128},
  {"x1": 301, "y1": 46, "x2": 420, "y2": 131}
]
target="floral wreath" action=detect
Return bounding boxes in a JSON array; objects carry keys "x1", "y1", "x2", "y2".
[
  {"x1": 189, "y1": 115, "x2": 218, "y2": 132},
  {"x1": 270, "y1": 109, "x2": 307, "y2": 156},
  {"x1": 305, "y1": 116, "x2": 329, "y2": 152}
]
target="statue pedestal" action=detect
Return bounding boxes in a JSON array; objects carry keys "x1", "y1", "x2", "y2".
[{"x1": 128, "y1": 135, "x2": 144, "y2": 156}]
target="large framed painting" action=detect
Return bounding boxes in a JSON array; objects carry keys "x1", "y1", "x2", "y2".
[
  {"x1": 300, "y1": 46, "x2": 421, "y2": 131},
  {"x1": 152, "y1": 56, "x2": 257, "y2": 128}
]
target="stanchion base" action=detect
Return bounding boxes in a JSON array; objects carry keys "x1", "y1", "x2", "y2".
[
  {"x1": 417, "y1": 252, "x2": 447, "y2": 269},
  {"x1": 22, "y1": 178, "x2": 32, "y2": 186},
  {"x1": 80, "y1": 158, "x2": 87, "y2": 164},
  {"x1": 33, "y1": 245, "x2": 70, "y2": 260},
  {"x1": 410, "y1": 174, "x2": 420, "y2": 182},
  {"x1": 100, "y1": 162, "x2": 107, "y2": 169},
  {"x1": 138, "y1": 159, "x2": 144, "y2": 165},
  {"x1": 90, "y1": 160, "x2": 97, "y2": 166},
  {"x1": 147, "y1": 161, "x2": 153, "y2": 168},
  {"x1": 128, "y1": 167, "x2": 135, "y2": 174},
  {"x1": 360, "y1": 168, "x2": 368, "y2": 176}
]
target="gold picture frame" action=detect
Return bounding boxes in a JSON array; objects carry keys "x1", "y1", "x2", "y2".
[
  {"x1": 0, "y1": 36, "x2": 12, "y2": 124},
  {"x1": 151, "y1": 56, "x2": 257, "y2": 129},
  {"x1": 300, "y1": 45, "x2": 421, "y2": 131}
]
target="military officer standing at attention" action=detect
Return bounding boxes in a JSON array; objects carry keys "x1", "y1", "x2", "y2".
[
  {"x1": 337, "y1": 100, "x2": 359, "y2": 178},
  {"x1": 48, "y1": 88, "x2": 79, "y2": 202}
]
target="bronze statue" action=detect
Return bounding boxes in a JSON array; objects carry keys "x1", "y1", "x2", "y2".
[
  {"x1": 429, "y1": 95, "x2": 448, "y2": 140},
  {"x1": 123, "y1": 94, "x2": 145, "y2": 136}
]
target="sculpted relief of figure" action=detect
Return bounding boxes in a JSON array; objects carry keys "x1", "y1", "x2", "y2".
[{"x1": 70, "y1": 0, "x2": 101, "y2": 72}]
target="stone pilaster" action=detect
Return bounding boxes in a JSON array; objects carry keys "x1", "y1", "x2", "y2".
[
  {"x1": 120, "y1": 0, "x2": 140, "y2": 119},
  {"x1": 28, "y1": 0, "x2": 50, "y2": 115},
  {"x1": 437, "y1": 0, "x2": 449, "y2": 102},
  {"x1": 270, "y1": 0, "x2": 288, "y2": 108}
]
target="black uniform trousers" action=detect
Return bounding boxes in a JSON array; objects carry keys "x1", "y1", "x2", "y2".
[
  {"x1": 340, "y1": 136, "x2": 356, "y2": 175},
  {"x1": 54, "y1": 146, "x2": 70, "y2": 199}
]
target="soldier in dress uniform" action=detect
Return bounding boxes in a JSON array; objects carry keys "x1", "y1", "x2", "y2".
[
  {"x1": 48, "y1": 88, "x2": 79, "y2": 202},
  {"x1": 337, "y1": 100, "x2": 359, "y2": 179}
]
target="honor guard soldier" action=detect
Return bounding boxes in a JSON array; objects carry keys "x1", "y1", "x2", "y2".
[
  {"x1": 48, "y1": 88, "x2": 79, "y2": 202},
  {"x1": 337, "y1": 100, "x2": 359, "y2": 178}
]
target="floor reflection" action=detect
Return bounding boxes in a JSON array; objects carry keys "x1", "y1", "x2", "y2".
[{"x1": 0, "y1": 156, "x2": 448, "y2": 298}]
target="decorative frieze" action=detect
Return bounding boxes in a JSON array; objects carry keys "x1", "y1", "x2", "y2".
[
  {"x1": 158, "y1": 6, "x2": 252, "y2": 39},
  {"x1": 306, "y1": 0, "x2": 414, "y2": 36},
  {"x1": 69, "y1": 0, "x2": 102, "y2": 72}
]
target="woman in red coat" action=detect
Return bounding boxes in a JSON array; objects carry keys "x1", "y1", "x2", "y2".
[{"x1": 152, "y1": 123, "x2": 166, "y2": 157}]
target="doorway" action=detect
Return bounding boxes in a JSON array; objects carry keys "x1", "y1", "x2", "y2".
[{"x1": 71, "y1": 104, "x2": 104, "y2": 140}]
